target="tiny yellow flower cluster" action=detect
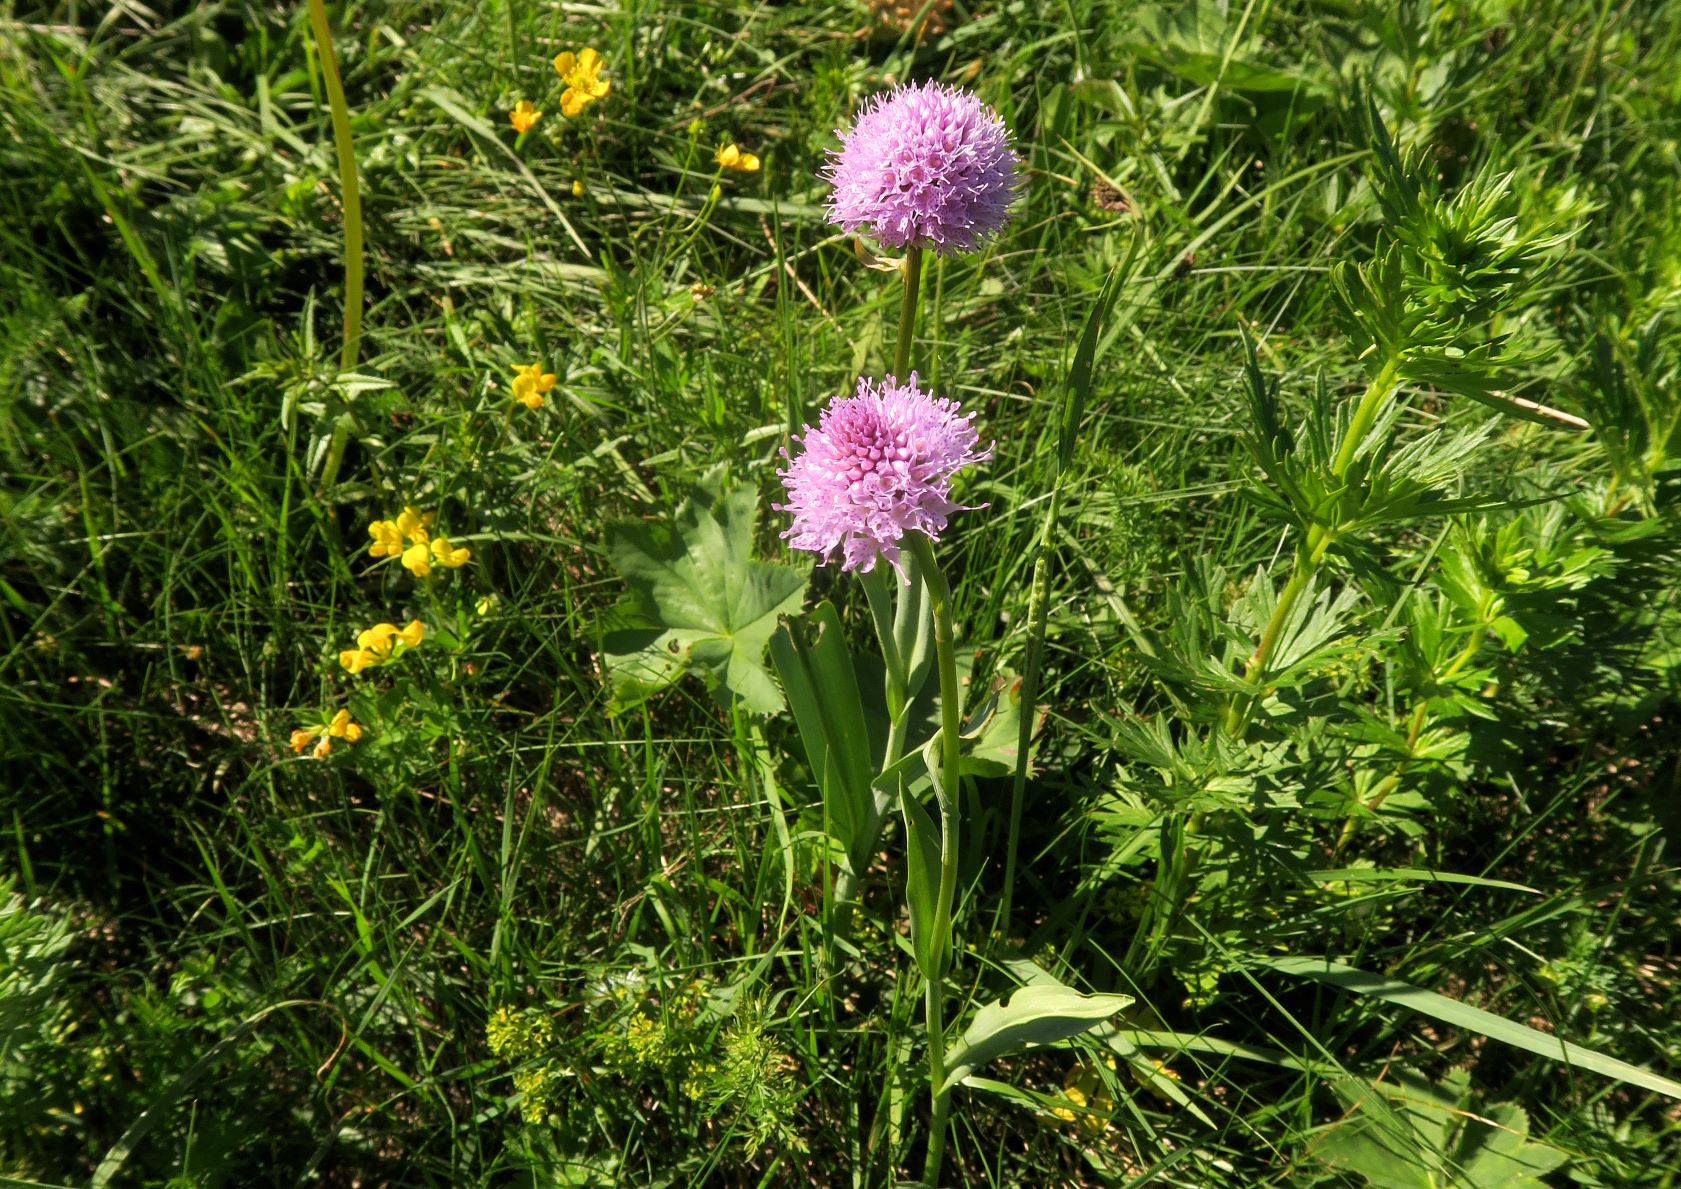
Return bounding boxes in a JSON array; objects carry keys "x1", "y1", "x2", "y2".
[
  {"x1": 511, "y1": 362, "x2": 556, "y2": 410},
  {"x1": 339, "y1": 620, "x2": 425, "y2": 675},
  {"x1": 715, "y1": 143, "x2": 761, "y2": 173},
  {"x1": 554, "y1": 48, "x2": 611, "y2": 117},
  {"x1": 368, "y1": 506, "x2": 471, "y2": 578},
  {"x1": 509, "y1": 99, "x2": 542, "y2": 133},
  {"x1": 290, "y1": 708, "x2": 363, "y2": 759}
]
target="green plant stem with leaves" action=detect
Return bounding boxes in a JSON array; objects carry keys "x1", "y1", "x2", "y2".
[
  {"x1": 305, "y1": 0, "x2": 365, "y2": 499},
  {"x1": 1144, "y1": 354, "x2": 1402, "y2": 968},
  {"x1": 1224, "y1": 354, "x2": 1399, "y2": 736},
  {"x1": 904, "y1": 532, "x2": 961, "y2": 1188}
]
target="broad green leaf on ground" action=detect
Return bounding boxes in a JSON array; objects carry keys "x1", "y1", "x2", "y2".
[
  {"x1": 1260, "y1": 956, "x2": 1681, "y2": 1099},
  {"x1": 942, "y1": 982, "x2": 1135, "y2": 1095},
  {"x1": 1315, "y1": 1068, "x2": 1569, "y2": 1188},
  {"x1": 603, "y1": 469, "x2": 807, "y2": 714}
]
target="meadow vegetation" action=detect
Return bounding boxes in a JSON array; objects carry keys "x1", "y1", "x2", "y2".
[{"x1": 1, "y1": 0, "x2": 1679, "y2": 1184}]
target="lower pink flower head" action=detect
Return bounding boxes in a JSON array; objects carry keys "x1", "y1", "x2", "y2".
[
  {"x1": 777, "y1": 374, "x2": 989, "y2": 578},
  {"x1": 825, "y1": 81, "x2": 1019, "y2": 254}
]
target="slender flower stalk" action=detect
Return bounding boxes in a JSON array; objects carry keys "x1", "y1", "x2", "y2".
[
  {"x1": 905, "y1": 533, "x2": 962, "y2": 1187},
  {"x1": 305, "y1": 0, "x2": 364, "y2": 500}
]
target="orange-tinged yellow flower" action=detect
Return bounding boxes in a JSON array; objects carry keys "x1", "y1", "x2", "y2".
[
  {"x1": 716, "y1": 144, "x2": 761, "y2": 173},
  {"x1": 430, "y1": 536, "x2": 471, "y2": 568},
  {"x1": 293, "y1": 708, "x2": 362, "y2": 756},
  {"x1": 510, "y1": 100, "x2": 542, "y2": 133},
  {"x1": 401, "y1": 541, "x2": 433, "y2": 578},
  {"x1": 368, "y1": 518, "x2": 405, "y2": 558},
  {"x1": 511, "y1": 361, "x2": 556, "y2": 409},
  {"x1": 553, "y1": 47, "x2": 610, "y2": 117}
]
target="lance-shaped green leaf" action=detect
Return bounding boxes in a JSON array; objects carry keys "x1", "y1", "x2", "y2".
[
  {"x1": 898, "y1": 744, "x2": 947, "y2": 981},
  {"x1": 769, "y1": 601, "x2": 879, "y2": 870},
  {"x1": 940, "y1": 983, "x2": 1134, "y2": 1095},
  {"x1": 1259, "y1": 956, "x2": 1681, "y2": 1100},
  {"x1": 603, "y1": 469, "x2": 807, "y2": 714}
]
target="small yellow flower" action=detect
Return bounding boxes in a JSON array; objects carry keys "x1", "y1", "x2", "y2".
[
  {"x1": 511, "y1": 362, "x2": 556, "y2": 410},
  {"x1": 290, "y1": 727, "x2": 320, "y2": 753},
  {"x1": 571, "y1": 178, "x2": 586, "y2": 198},
  {"x1": 327, "y1": 708, "x2": 362, "y2": 742},
  {"x1": 338, "y1": 648, "x2": 375, "y2": 675},
  {"x1": 509, "y1": 100, "x2": 542, "y2": 134},
  {"x1": 430, "y1": 536, "x2": 471, "y2": 568},
  {"x1": 339, "y1": 620, "x2": 424, "y2": 674},
  {"x1": 553, "y1": 47, "x2": 611, "y2": 117},
  {"x1": 367, "y1": 519, "x2": 405, "y2": 559},
  {"x1": 715, "y1": 143, "x2": 760, "y2": 173},
  {"x1": 312, "y1": 735, "x2": 332, "y2": 759},
  {"x1": 395, "y1": 506, "x2": 433, "y2": 545},
  {"x1": 401, "y1": 541, "x2": 433, "y2": 578}
]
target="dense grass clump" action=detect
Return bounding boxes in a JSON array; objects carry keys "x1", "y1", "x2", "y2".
[{"x1": 2, "y1": 1, "x2": 1679, "y2": 1185}]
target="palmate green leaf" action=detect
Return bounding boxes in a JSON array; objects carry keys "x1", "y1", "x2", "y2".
[
  {"x1": 603, "y1": 468, "x2": 807, "y2": 714},
  {"x1": 941, "y1": 982, "x2": 1135, "y2": 1095},
  {"x1": 1260, "y1": 956, "x2": 1681, "y2": 1100}
]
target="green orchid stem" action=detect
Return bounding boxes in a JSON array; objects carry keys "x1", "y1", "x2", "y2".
[
  {"x1": 905, "y1": 532, "x2": 960, "y2": 1188},
  {"x1": 307, "y1": 0, "x2": 365, "y2": 502},
  {"x1": 894, "y1": 245, "x2": 924, "y2": 381}
]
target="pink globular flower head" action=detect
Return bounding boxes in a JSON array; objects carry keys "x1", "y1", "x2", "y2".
[
  {"x1": 824, "y1": 80, "x2": 1019, "y2": 255},
  {"x1": 777, "y1": 374, "x2": 990, "y2": 579}
]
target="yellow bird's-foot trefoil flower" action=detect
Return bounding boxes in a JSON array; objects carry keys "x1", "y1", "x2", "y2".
[
  {"x1": 339, "y1": 619, "x2": 425, "y2": 674},
  {"x1": 367, "y1": 518, "x2": 406, "y2": 558},
  {"x1": 510, "y1": 100, "x2": 543, "y2": 134},
  {"x1": 430, "y1": 536, "x2": 471, "y2": 569},
  {"x1": 291, "y1": 708, "x2": 364, "y2": 758},
  {"x1": 512, "y1": 362, "x2": 556, "y2": 410},
  {"x1": 401, "y1": 541, "x2": 433, "y2": 578},
  {"x1": 553, "y1": 48, "x2": 611, "y2": 117},
  {"x1": 716, "y1": 144, "x2": 761, "y2": 173}
]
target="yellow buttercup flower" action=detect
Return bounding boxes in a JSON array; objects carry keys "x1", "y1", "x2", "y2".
[
  {"x1": 401, "y1": 541, "x2": 433, "y2": 578},
  {"x1": 715, "y1": 144, "x2": 761, "y2": 173},
  {"x1": 430, "y1": 536, "x2": 471, "y2": 569},
  {"x1": 511, "y1": 361, "x2": 557, "y2": 409},
  {"x1": 510, "y1": 100, "x2": 542, "y2": 134},
  {"x1": 572, "y1": 178, "x2": 586, "y2": 198},
  {"x1": 553, "y1": 47, "x2": 611, "y2": 117}
]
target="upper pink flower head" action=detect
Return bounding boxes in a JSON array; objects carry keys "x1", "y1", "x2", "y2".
[
  {"x1": 777, "y1": 374, "x2": 989, "y2": 578},
  {"x1": 824, "y1": 81, "x2": 1019, "y2": 254}
]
